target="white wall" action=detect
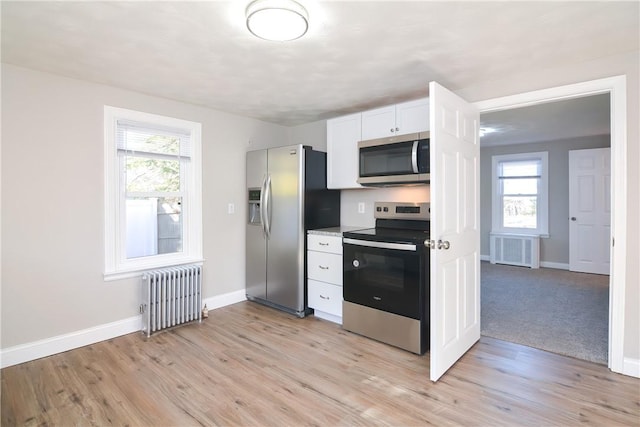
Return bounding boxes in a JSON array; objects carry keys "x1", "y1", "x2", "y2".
[
  {"x1": 1, "y1": 64, "x2": 287, "y2": 350},
  {"x1": 480, "y1": 134, "x2": 611, "y2": 265}
]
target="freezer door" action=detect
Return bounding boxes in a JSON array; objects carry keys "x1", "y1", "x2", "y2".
[
  {"x1": 246, "y1": 149, "x2": 267, "y2": 300},
  {"x1": 266, "y1": 145, "x2": 305, "y2": 312}
]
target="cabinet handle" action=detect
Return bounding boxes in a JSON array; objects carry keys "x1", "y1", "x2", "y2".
[
  {"x1": 390, "y1": 128, "x2": 394, "y2": 132},
  {"x1": 318, "y1": 242, "x2": 329, "y2": 246},
  {"x1": 395, "y1": 127, "x2": 399, "y2": 131},
  {"x1": 320, "y1": 295, "x2": 329, "y2": 300},
  {"x1": 319, "y1": 265, "x2": 329, "y2": 270}
]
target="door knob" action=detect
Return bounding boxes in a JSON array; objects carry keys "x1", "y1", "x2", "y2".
[
  {"x1": 438, "y1": 240, "x2": 451, "y2": 250},
  {"x1": 571, "y1": 217, "x2": 577, "y2": 221}
]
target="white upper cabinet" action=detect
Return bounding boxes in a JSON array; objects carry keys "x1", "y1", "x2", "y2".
[
  {"x1": 326, "y1": 112, "x2": 362, "y2": 189},
  {"x1": 362, "y1": 98, "x2": 430, "y2": 140},
  {"x1": 360, "y1": 105, "x2": 396, "y2": 140}
]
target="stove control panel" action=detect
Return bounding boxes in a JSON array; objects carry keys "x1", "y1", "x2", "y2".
[{"x1": 374, "y1": 202, "x2": 430, "y2": 220}]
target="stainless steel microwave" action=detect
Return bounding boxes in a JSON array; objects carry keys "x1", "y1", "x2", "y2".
[{"x1": 357, "y1": 132, "x2": 430, "y2": 186}]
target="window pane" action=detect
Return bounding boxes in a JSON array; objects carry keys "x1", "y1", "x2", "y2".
[
  {"x1": 125, "y1": 197, "x2": 182, "y2": 259},
  {"x1": 503, "y1": 178, "x2": 538, "y2": 195},
  {"x1": 125, "y1": 156, "x2": 180, "y2": 193},
  {"x1": 503, "y1": 196, "x2": 537, "y2": 228},
  {"x1": 500, "y1": 160, "x2": 541, "y2": 177}
]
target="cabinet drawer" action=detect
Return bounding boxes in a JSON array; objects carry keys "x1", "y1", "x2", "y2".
[
  {"x1": 307, "y1": 234, "x2": 342, "y2": 254},
  {"x1": 307, "y1": 251, "x2": 342, "y2": 285},
  {"x1": 308, "y1": 280, "x2": 342, "y2": 317}
]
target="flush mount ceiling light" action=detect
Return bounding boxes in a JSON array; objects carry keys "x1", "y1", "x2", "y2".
[{"x1": 246, "y1": 0, "x2": 309, "y2": 41}]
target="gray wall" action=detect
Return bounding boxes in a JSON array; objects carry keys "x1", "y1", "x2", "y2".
[
  {"x1": 1, "y1": 64, "x2": 288, "y2": 349},
  {"x1": 480, "y1": 135, "x2": 611, "y2": 265}
]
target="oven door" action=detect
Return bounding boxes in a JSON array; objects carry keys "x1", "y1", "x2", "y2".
[{"x1": 343, "y1": 238, "x2": 423, "y2": 319}]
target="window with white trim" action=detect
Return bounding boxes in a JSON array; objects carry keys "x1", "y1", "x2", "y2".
[
  {"x1": 104, "y1": 106, "x2": 202, "y2": 279},
  {"x1": 491, "y1": 152, "x2": 548, "y2": 236}
]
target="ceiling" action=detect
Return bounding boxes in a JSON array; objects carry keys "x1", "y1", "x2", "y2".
[
  {"x1": 480, "y1": 93, "x2": 611, "y2": 147},
  {"x1": 1, "y1": 1, "x2": 638, "y2": 135}
]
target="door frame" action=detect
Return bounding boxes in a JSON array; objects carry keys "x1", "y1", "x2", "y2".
[{"x1": 474, "y1": 75, "x2": 627, "y2": 374}]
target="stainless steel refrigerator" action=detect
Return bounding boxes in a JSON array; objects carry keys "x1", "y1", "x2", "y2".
[{"x1": 246, "y1": 144, "x2": 340, "y2": 317}]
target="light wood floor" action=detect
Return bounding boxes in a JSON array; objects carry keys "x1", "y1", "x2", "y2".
[{"x1": 2, "y1": 301, "x2": 639, "y2": 426}]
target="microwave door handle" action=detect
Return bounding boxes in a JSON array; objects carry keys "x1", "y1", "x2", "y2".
[{"x1": 411, "y1": 140, "x2": 419, "y2": 173}]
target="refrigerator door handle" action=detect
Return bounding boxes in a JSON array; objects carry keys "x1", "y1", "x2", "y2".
[
  {"x1": 265, "y1": 174, "x2": 272, "y2": 238},
  {"x1": 259, "y1": 175, "x2": 267, "y2": 236}
]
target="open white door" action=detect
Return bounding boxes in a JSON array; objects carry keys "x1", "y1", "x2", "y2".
[{"x1": 429, "y1": 82, "x2": 481, "y2": 382}]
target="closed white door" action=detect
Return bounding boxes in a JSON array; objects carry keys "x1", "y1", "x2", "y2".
[
  {"x1": 569, "y1": 148, "x2": 611, "y2": 275},
  {"x1": 429, "y1": 82, "x2": 481, "y2": 382}
]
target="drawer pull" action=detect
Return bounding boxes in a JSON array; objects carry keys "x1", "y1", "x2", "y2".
[
  {"x1": 320, "y1": 295, "x2": 329, "y2": 300},
  {"x1": 319, "y1": 265, "x2": 329, "y2": 270},
  {"x1": 318, "y1": 242, "x2": 329, "y2": 246}
]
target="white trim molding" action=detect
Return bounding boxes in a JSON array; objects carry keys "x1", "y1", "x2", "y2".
[
  {"x1": 202, "y1": 289, "x2": 247, "y2": 310},
  {"x1": 539, "y1": 261, "x2": 570, "y2": 270},
  {"x1": 0, "y1": 289, "x2": 247, "y2": 369},
  {"x1": 0, "y1": 315, "x2": 142, "y2": 369},
  {"x1": 623, "y1": 358, "x2": 640, "y2": 378},
  {"x1": 475, "y1": 75, "x2": 628, "y2": 375}
]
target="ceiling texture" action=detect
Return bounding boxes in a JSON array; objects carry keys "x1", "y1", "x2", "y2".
[{"x1": 2, "y1": 1, "x2": 638, "y2": 136}]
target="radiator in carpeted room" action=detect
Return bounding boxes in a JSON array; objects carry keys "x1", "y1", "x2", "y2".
[{"x1": 490, "y1": 233, "x2": 540, "y2": 268}]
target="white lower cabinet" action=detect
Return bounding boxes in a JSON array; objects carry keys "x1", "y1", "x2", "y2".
[
  {"x1": 307, "y1": 234, "x2": 343, "y2": 324},
  {"x1": 308, "y1": 280, "x2": 342, "y2": 318}
]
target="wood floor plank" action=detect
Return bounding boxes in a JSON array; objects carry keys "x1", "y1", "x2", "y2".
[{"x1": 2, "y1": 301, "x2": 639, "y2": 426}]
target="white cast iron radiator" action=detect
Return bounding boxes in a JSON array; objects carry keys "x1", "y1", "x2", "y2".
[{"x1": 141, "y1": 264, "x2": 202, "y2": 337}]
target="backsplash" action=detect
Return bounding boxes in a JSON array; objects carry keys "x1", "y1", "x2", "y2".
[{"x1": 340, "y1": 186, "x2": 430, "y2": 227}]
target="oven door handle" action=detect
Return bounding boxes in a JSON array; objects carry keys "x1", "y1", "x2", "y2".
[{"x1": 343, "y1": 238, "x2": 417, "y2": 252}]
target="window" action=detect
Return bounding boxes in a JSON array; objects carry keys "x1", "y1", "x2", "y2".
[
  {"x1": 491, "y1": 152, "x2": 548, "y2": 236},
  {"x1": 104, "y1": 106, "x2": 202, "y2": 279}
]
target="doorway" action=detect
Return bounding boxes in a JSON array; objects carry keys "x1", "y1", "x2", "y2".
[
  {"x1": 479, "y1": 94, "x2": 611, "y2": 364},
  {"x1": 473, "y1": 76, "x2": 627, "y2": 373}
]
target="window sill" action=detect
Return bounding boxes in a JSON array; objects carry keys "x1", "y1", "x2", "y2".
[{"x1": 104, "y1": 258, "x2": 204, "y2": 282}]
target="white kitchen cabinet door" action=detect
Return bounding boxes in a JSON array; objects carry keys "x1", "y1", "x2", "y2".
[
  {"x1": 326, "y1": 113, "x2": 362, "y2": 189},
  {"x1": 396, "y1": 98, "x2": 430, "y2": 134},
  {"x1": 429, "y1": 81, "x2": 480, "y2": 382},
  {"x1": 361, "y1": 98, "x2": 429, "y2": 140},
  {"x1": 308, "y1": 280, "x2": 343, "y2": 317},
  {"x1": 361, "y1": 105, "x2": 396, "y2": 140}
]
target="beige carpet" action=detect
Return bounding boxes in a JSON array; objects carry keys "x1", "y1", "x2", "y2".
[{"x1": 481, "y1": 261, "x2": 609, "y2": 364}]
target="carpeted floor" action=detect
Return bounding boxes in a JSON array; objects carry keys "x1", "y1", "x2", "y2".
[{"x1": 481, "y1": 261, "x2": 609, "y2": 364}]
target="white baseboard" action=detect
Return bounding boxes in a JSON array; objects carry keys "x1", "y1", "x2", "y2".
[
  {"x1": 202, "y1": 289, "x2": 246, "y2": 310},
  {"x1": 1, "y1": 289, "x2": 247, "y2": 369},
  {"x1": 481, "y1": 255, "x2": 569, "y2": 271},
  {"x1": 623, "y1": 357, "x2": 640, "y2": 378},
  {"x1": 0, "y1": 315, "x2": 142, "y2": 369},
  {"x1": 540, "y1": 261, "x2": 570, "y2": 270}
]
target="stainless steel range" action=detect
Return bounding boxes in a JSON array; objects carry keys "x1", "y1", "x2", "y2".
[{"x1": 342, "y1": 202, "x2": 430, "y2": 354}]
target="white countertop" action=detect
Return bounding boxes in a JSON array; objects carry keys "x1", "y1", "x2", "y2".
[{"x1": 307, "y1": 226, "x2": 368, "y2": 237}]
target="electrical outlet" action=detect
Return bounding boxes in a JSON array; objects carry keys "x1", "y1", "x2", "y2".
[
  {"x1": 358, "y1": 202, "x2": 365, "y2": 214},
  {"x1": 228, "y1": 203, "x2": 235, "y2": 214}
]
